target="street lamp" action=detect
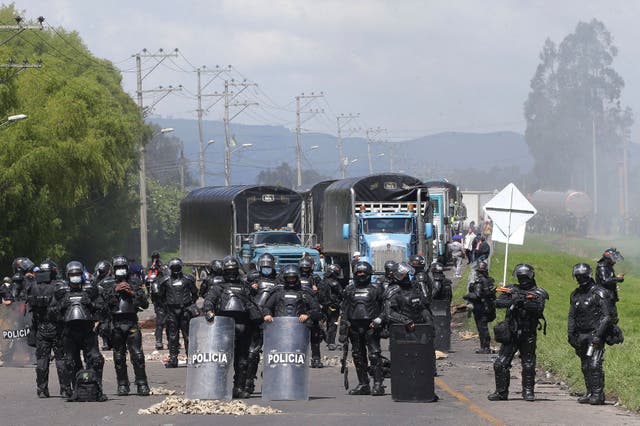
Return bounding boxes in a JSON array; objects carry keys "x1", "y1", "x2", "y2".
[
  {"x1": 0, "y1": 114, "x2": 28, "y2": 129},
  {"x1": 139, "y1": 126, "x2": 175, "y2": 267}
]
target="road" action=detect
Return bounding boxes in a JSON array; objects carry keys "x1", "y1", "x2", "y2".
[{"x1": 1, "y1": 278, "x2": 639, "y2": 425}]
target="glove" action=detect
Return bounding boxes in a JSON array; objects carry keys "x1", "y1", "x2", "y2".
[
  {"x1": 205, "y1": 311, "x2": 215, "y2": 322},
  {"x1": 115, "y1": 282, "x2": 133, "y2": 296}
]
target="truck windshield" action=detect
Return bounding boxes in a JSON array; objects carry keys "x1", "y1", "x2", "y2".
[
  {"x1": 363, "y1": 218, "x2": 412, "y2": 234},
  {"x1": 254, "y1": 233, "x2": 301, "y2": 245}
]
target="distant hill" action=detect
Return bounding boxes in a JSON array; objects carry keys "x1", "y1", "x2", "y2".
[{"x1": 149, "y1": 117, "x2": 532, "y2": 187}]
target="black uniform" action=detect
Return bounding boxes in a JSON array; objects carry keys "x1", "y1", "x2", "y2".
[
  {"x1": 157, "y1": 263, "x2": 198, "y2": 367},
  {"x1": 146, "y1": 262, "x2": 168, "y2": 350},
  {"x1": 431, "y1": 268, "x2": 453, "y2": 303},
  {"x1": 488, "y1": 266, "x2": 548, "y2": 402},
  {"x1": 340, "y1": 261, "x2": 385, "y2": 396},
  {"x1": 104, "y1": 273, "x2": 150, "y2": 396},
  {"x1": 95, "y1": 275, "x2": 115, "y2": 351},
  {"x1": 464, "y1": 263, "x2": 496, "y2": 353},
  {"x1": 569, "y1": 263, "x2": 612, "y2": 405},
  {"x1": 300, "y1": 269, "x2": 324, "y2": 367},
  {"x1": 319, "y1": 271, "x2": 343, "y2": 350},
  {"x1": 53, "y1": 265, "x2": 107, "y2": 401},
  {"x1": 262, "y1": 282, "x2": 321, "y2": 321},
  {"x1": 595, "y1": 252, "x2": 624, "y2": 345},
  {"x1": 385, "y1": 279, "x2": 434, "y2": 329},
  {"x1": 203, "y1": 266, "x2": 261, "y2": 399},
  {"x1": 27, "y1": 267, "x2": 70, "y2": 398}
]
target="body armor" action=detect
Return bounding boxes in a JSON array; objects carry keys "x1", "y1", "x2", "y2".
[
  {"x1": 254, "y1": 278, "x2": 277, "y2": 307},
  {"x1": 65, "y1": 295, "x2": 91, "y2": 322}
]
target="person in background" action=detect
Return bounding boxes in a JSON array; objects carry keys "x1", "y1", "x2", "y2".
[
  {"x1": 448, "y1": 235, "x2": 465, "y2": 278},
  {"x1": 463, "y1": 229, "x2": 475, "y2": 264}
]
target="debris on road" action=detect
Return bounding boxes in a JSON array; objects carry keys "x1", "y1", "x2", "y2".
[
  {"x1": 138, "y1": 396, "x2": 282, "y2": 416},
  {"x1": 435, "y1": 350, "x2": 448, "y2": 359},
  {"x1": 458, "y1": 331, "x2": 478, "y2": 340},
  {"x1": 149, "y1": 387, "x2": 181, "y2": 395}
]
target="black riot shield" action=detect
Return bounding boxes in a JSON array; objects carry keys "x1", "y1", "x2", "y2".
[
  {"x1": 262, "y1": 317, "x2": 310, "y2": 401},
  {"x1": 186, "y1": 316, "x2": 235, "y2": 400},
  {"x1": 0, "y1": 302, "x2": 36, "y2": 367},
  {"x1": 431, "y1": 299, "x2": 451, "y2": 352},
  {"x1": 390, "y1": 324, "x2": 436, "y2": 402}
]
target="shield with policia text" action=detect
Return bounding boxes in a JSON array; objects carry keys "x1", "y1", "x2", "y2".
[
  {"x1": 0, "y1": 302, "x2": 36, "y2": 367},
  {"x1": 186, "y1": 316, "x2": 235, "y2": 400},
  {"x1": 431, "y1": 299, "x2": 451, "y2": 352},
  {"x1": 262, "y1": 317, "x2": 310, "y2": 401},
  {"x1": 390, "y1": 323, "x2": 436, "y2": 402}
]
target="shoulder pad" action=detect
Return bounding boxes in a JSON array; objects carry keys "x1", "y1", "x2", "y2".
[
  {"x1": 592, "y1": 286, "x2": 609, "y2": 299},
  {"x1": 532, "y1": 287, "x2": 549, "y2": 300},
  {"x1": 385, "y1": 285, "x2": 400, "y2": 298},
  {"x1": 158, "y1": 275, "x2": 171, "y2": 285},
  {"x1": 184, "y1": 274, "x2": 196, "y2": 284},
  {"x1": 100, "y1": 277, "x2": 116, "y2": 288},
  {"x1": 213, "y1": 276, "x2": 224, "y2": 285}
]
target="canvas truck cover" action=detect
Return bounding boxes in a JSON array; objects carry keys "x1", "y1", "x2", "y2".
[
  {"x1": 181, "y1": 185, "x2": 303, "y2": 265},
  {"x1": 424, "y1": 180, "x2": 459, "y2": 201},
  {"x1": 301, "y1": 180, "x2": 337, "y2": 247},
  {"x1": 322, "y1": 173, "x2": 424, "y2": 255}
]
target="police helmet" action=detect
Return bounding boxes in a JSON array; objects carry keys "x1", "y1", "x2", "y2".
[
  {"x1": 602, "y1": 248, "x2": 623, "y2": 264},
  {"x1": 282, "y1": 265, "x2": 301, "y2": 289},
  {"x1": 393, "y1": 262, "x2": 414, "y2": 282},
  {"x1": 222, "y1": 256, "x2": 240, "y2": 279},
  {"x1": 112, "y1": 255, "x2": 129, "y2": 278},
  {"x1": 37, "y1": 259, "x2": 59, "y2": 283},
  {"x1": 299, "y1": 258, "x2": 314, "y2": 275},
  {"x1": 168, "y1": 257, "x2": 183, "y2": 274},
  {"x1": 432, "y1": 262, "x2": 445, "y2": 275},
  {"x1": 209, "y1": 259, "x2": 223, "y2": 275},
  {"x1": 12, "y1": 257, "x2": 35, "y2": 274},
  {"x1": 572, "y1": 262, "x2": 592, "y2": 284},
  {"x1": 151, "y1": 251, "x2": 161, "y2": 260},
  {"x1": 94, "y1": 260, "x2": 112, "y2": 277},
  {"x1": 513, "y1": 263, "x2": 535, "y2": 280},
  {"x1": 476, "y1": 261, "x2": 489, "y2": 275},
  {"x1": 258, "y1": 253, "x2": 276, "y2": 277},
  {"x1": 409, "y1": 255, "x2": 426, "y2": 272},
  {"x1": 384, "y1": 260, "x2": 398, "y2": 277},
  {"x1": 326, "y1": 263, "x2": 342, "y2": 279},
  {"x1": 353, "y1": 261, "x2": 373, "y2": 283},
  {"x1": 66, "y1": 261, "x2": 85, "y2": 287},
  {"x1": 246, "y1": 269, "x2": 260, "y2": 284}
]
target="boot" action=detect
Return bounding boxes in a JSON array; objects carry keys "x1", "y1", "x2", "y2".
[
  {"x1": 155, "y1": 342, "x2": 163, "y2": 350},
  {"x1": 115, "y1": 361, "x2": 129, "y2": 395},
  {"x1": 310, "y1": 342, "x2": 323, "y2": 368},
  {"x1": 232, "y1": 367, "x2": 250, "y2": 399},
  {"x1": 165, "y1": 356, "x2": 178, "y2": 368},
  {"x1": 522, "y1": 369, "x2": 536, "y2": 402},
  {"x1": 37, "y1": 388, "x2": 50, "y2": 398},
  {"x1": 488, "y1": 366, "x2": 510, "y2": 401},
  {"x1": 327, "y1": 343, "x2": 337, "y2": 351},
  {"x1": 349, "y1": 365, "x2": 371, "y2": 395},
  {"x1": 371, "y1": 382, "x2": 385, "y2": 396},
  {"x1": 137, "y1": 382, "x2": 150, "y2": 396},
  {"x1": 117, "y1": 383, "x2": 130, "y2": 396},
  {"x1": 36, "y1": 368, "x2": 50, "y2": 398},
  {"x1": 588, "y1": 369, "x2": 605, "y2": 405},
  {"x1": 310, "y1": 357, "x2": 324, "y2": 368},
  {"x1": 245, "y1": 354, "x2": 260, "y2": 394}
]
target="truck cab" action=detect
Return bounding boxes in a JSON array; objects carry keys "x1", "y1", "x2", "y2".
[{"x1": 237, "y1": 227, "x2": 321, "y2": 273}]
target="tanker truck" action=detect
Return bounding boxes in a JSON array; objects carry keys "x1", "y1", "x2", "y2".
[
  {"x1": 180, "y1": 185, "x2": 321, "y2": 274},
  {"x1": 321, "y1": 173, "x2": 433, "y2": 278},
  {"x1": 529, "y1": 190, "x2": 593, "y2": 233}
]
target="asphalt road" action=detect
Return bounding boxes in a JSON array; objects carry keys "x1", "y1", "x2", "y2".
[{"x1": 1, "y1": 276, "x2": 639, "y2": 425}]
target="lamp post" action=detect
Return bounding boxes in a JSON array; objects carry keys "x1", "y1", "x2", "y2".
[
  {"x1": 225, "y1": 143, "x2": 253, "y2": 185},
  {"x1": 139, "y1": 127, "x2": 174, "y2": 267},
  {"x1": 0, "y1": 114, "x2": 27, "y2": 129}
]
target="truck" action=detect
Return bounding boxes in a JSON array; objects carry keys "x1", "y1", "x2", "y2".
[
  {"x1": 460, "y1": 190, "x2": 495, "y2": 230},
  {"x1": 321, "y1": 173, "x2": 433, "y2": 277},
  {"x1": 424, "y1": 180, "x2": 464, "y2": 264},
  {"x1": 528, "y1": 190, "x2": 592, "y2": 233},
  {"x1": 180, "y1": 185, "x2": 321, "y2": 274},
  {"x1": 300, "y1": 179, "x2": 337, "y2": 249}
]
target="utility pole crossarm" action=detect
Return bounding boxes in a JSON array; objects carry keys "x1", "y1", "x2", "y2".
[
  {"x1": 337, "y1": 113, "x2": 360, "y2": 178},
  {"x1": 295, "y1": 92, "x2": 324, "y2": 188}
]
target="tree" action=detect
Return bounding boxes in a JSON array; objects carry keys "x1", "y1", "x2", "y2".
[
  {"x1": 256, "y1": 162, "x2": 329, "y2": 188},
  {"x1": 524, "y1": 19, "x2": 633, "y2": 221}
]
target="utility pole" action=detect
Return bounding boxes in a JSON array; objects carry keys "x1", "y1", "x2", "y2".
[
  {"x1": 134, "y1": 48, "x2": 179, "y2": 266},
  {"x1": 295, "y1": 92, "x2": 324, "y2": 188},
  {"x1": 223, "y1": 79, "x2": 258, "y2": 185},
  {"x1": 623, "y1": 136, "x2": 629, "y2": 231},
  {"x1": 337, "y1": 113, "x2": 359, "y2": 178},
  {"x1": 366, "y1": 127, "x2": 386, "y2": 174},
  {"x1": 0, "y1": 59, "x2": 42, "y2": 83},
  {"x1": 592, "y1": 117, "x2": 598, "y2": 215},
  {"x1": 0, "y1": 15, "x2": 44, "y2": 47},
  {"x1": 196, "y1": 65, "x2": 230, "y2": 187},
  {"x1": 179, "y1": 141, "x2": 185, "y2": 191}
]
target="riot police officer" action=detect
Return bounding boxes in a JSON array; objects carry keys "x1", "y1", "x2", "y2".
[
  {"x1": 568, "y1": 263, "x2": 612, "y2": 405},
  {"x1": 157, "y1": 258, "x2": 198, "y2": 368},
  {"x1": 464, "y1": 261, "x2": 496, "y2": 354},
  {"x1": 93, "y1": 260, "x2": 114, "y2": 351},
  {"x1": 104, "y1": 256, "x2": 150, "y2": 396},
  {"x1": 299, "y1": 257, "x2": 324, "y2": 368},
  {"x1": 376, "y1": 260, "x2": 398, "y2": 290},
  {"x1": 339, "y1": 261, "x2": 385, "y2": 396},
  {"x1": 199, "y1": 259, "x2": 223, "y2": 299},
  {"x1": 246, "y1": 253, "x2": 278, "y2": 394},
  {"x1": 11, "y1": 257, "x2": 36, "y2": 301},
  {"x1": 385, "y1": 262, "x2": 434, "y2": 332},
  {"x1": 431, "y1": 262, "x2": 452, "y2": 303},
  {"x1": 488, "y1": 264, "x2": 548, "y2": 402},
  {"x1": 27, "y1": 260, "x2": 70, "y2": 398},
  {"x1": 595, "y1": 248, "x2": 624, "y2": 345},
  {"x1": 262, "y1": 265, "x2": 321, "y2": 323},
  {"x1": 146, "y1": 255, "x2": 168, "y2": 350},
  {"x1": 54, "y1": 261, "x2": 107, "y2": 401},
  {"x1": 409, "y1": 254, "x2": 433, "y2": 302},
  {"x1": 203, "y1": 256, "x2": 261, "y2": 398},
  {"x1": 319, "y1": 264, "x2": 343, "y2": 351}
]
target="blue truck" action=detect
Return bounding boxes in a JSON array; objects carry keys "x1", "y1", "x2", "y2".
[
  {"x1": 180, "y1": 185, "x2": 321, "y2": 274},
  {"x1": 321, "y1": 174, "x2": 433, "y2": 277},
  {"x1": 424, "y1": 180, "x2": 465, "y2": 264}
]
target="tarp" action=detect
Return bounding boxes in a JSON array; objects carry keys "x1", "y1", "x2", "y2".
[
  {"x1": 181, "y1": 185, "x2": 303, "y2": 264},
  {"x1": 0, "y1": 302, "x2": 35, "y2": 367},
  {"x1": 261, "y1": 317, "x2": 310, "y2": 401},
  {"x1": 185, "y1": 316, "x2": 235, "y2": 400},
  {"x1": 304, "y1": 180, "x2": 336, "y2": 246},
  {"x1": 322, "y1": 173, "x2": 424, "y2": 255}
]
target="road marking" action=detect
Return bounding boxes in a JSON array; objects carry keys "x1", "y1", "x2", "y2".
[{"x1": 435, "y1": 377, "x2": 508, "y2": 426}]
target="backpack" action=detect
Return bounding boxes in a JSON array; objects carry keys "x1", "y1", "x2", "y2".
[{"x1": 69, "y1": 369, "x2": 101, "y2": 402}]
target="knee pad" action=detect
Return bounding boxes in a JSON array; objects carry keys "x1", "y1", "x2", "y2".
[
  {"x1": 131, "y1": 350, "x2": 145, "y2": 366},
  {"x1": 88, "y1": 353, "x2": 105, "y2": 370},
  {"x1": 113, "y1": 352, "x2": 126, "y2": 365}
]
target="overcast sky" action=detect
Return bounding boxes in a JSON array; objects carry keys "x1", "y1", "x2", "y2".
[{"x1": 11, "y1": 0, "x2": 640, "y2": 140}]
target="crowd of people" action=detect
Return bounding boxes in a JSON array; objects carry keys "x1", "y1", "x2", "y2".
[
  {"x1": 464, "y1": 247, "x2": 625, "y2": 404},
  {"x1": 0, "y1": 243, "x2": 625, "y2": 406}
]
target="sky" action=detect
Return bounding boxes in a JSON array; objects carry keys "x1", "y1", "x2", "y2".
[{"x1": 9, "y1": 0, "x2": 640, "y2": 141}]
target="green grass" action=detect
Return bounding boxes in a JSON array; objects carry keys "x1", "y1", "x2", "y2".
[{"x1": 452, "y1": 234, "x2": 640, "y2": 411}]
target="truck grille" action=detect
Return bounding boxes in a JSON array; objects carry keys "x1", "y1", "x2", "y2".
[
  {"x1": 371, "y1": 246, "x2": 405, "y2": 272},
  {"x1": 275, "y1": 254, "x2": 303, "y2": 268}
]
